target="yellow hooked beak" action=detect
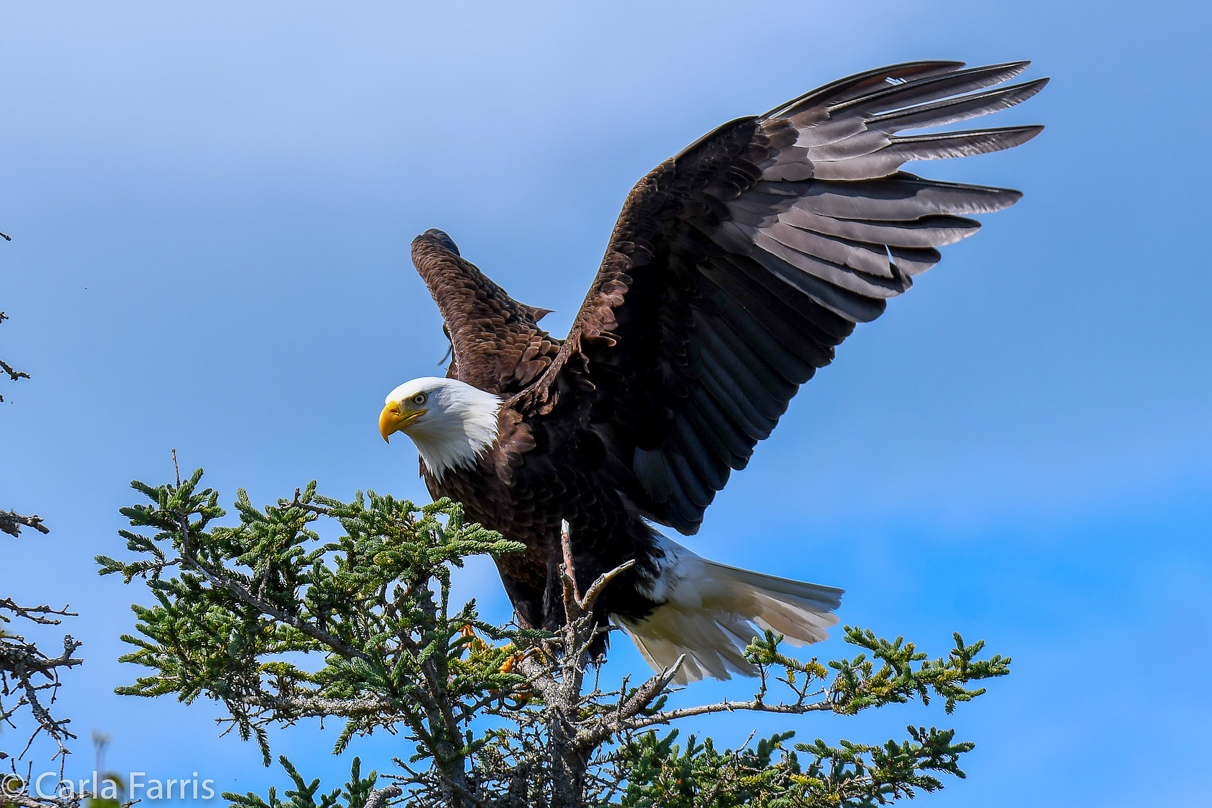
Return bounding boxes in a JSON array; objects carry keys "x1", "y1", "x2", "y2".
[{"x1": 379, "y1": 402, "x2": 426, "y2": 443}]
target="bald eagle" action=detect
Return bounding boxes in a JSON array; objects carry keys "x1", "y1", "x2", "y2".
[{"x1": 379, "y1": 61, "x2": 1046, "y2": 683}]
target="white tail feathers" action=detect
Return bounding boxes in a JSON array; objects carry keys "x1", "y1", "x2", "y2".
[{"x1": 615, "y1": 545, "x2": 843, "y2": 685}]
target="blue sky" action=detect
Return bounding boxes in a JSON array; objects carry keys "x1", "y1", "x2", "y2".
[{"x1": 1, "y1": 2, "x2": 1208, "y2": 806}]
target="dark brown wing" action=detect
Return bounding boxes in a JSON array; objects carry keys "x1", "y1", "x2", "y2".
[
  {"x1": 412, "y1": 229, "x2": 560, "y2": 395},
  {"x1": 521, "y1": 61, "x2": 1047, "y2": 534}
]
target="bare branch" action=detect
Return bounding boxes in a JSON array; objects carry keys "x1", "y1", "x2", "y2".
[
  {"x1": 364, "y1": 785, "x2": 402, "y2": 808},
  {"x1": 0, "y1": 359, "x2": 29, "y2": 383},
  {"x1": 1, "y1": 791, "x2": 83, "y2": 808},
  {"x1": 0, "y1": 510, "x2": 49, "y2": 538},
  {"x1": 1, "y1": 310, "x2": 31, "y2": 402},
  {"x1": 575, "y1": 657, "x2": 684, "y2": 750},
  {"x1": 558, "y1": 520, "x2": 635, "y2": 617},
  {"x1": 578, "y1": 560, "x2": 634, "y2": 614},
  {"x1": 1, "y1": 605, "x2": 83, "y2": 765},
  {"x1": 0, "y1": 600, "x2": 75, "y2": 625}
]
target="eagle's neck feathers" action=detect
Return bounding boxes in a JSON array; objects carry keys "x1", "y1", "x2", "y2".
[{"x1": 411, "y1": 381, "x2": 503, "y2": 479}]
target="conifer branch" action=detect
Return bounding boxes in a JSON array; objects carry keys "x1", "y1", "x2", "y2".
[{"x1": 100, "y1": 472, "x2": 1011, "y2": 808}]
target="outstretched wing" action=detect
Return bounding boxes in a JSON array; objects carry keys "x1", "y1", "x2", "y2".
[
  {"x1": 411, "y1": 229, "x2": 561, "y2": 396},
  {"x1": 523, "y1": 61, "x2": 1047, "y2": 534}
]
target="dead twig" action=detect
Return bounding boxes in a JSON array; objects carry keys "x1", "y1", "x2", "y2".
[{"x1": 0, "y1": 511, "x2": 49, "y2": 538}]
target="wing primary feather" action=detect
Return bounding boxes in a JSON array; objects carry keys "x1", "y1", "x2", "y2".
[
  {"x1": 868, "y1": 78, "x2": 1050, "y2": 133},
  {"x1": 786, "y1": 176, "x2": 1023, "y2": 220},
  {"x1": 808, "y1": 126, "x2": 1045, "y2": 181},
  {"x1": 784, "y1": 68, "x2": 1043, "y2": 150},
  {"x1": 762, "y1": 61, "x2": 965, "y2": 119},
  {"x1": 776, "y1": 208, "x2": 981, "y2": 249},
  {"x1": 882, "y1": 125, "x2": 1045, "y2": 160},
  {"x1": 747, "y1": 241, "x2": 892, "y2": 321},
  {"x1": 760, "y1": 220, "x2": 896, "y2": 278},
  {"x1": 889, "y1": 246, "x2": 942, "y2": 276},
  {"x1": 824, "y1": 61, "x2": 1031, "y2": 116}
]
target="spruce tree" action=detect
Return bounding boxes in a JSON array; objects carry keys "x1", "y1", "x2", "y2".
[{"x1": 96, "y1": 468, "x2": 1010, "y2": 808}]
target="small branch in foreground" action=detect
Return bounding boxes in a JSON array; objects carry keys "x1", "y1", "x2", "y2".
[{"x1": 0, "y1": 510, "x2": 49, "y2": 538}]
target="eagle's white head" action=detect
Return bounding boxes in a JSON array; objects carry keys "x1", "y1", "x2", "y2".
[{"x1": 379, "y1": 377, "x2": 503, "y2": 479}]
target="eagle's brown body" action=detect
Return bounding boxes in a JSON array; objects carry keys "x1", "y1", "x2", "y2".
[
  {"x1": 420, "y1": 411, "x2": 666, "y2": 634},
  {"x1": 411, "y1": 234, "x2": 671, "y2": 633},
  {"x1": 392, "y1": 61, "x2": 1046, "y2": 675}
]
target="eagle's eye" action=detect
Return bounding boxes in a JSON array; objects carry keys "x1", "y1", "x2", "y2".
[{"x1": 412, "y1": 392, "x2": 428, "y2": 406}]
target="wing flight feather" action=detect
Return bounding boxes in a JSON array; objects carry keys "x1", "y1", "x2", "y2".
[{"x1": 518, "y1": 61, "x2": 1046, "y2": 533}]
